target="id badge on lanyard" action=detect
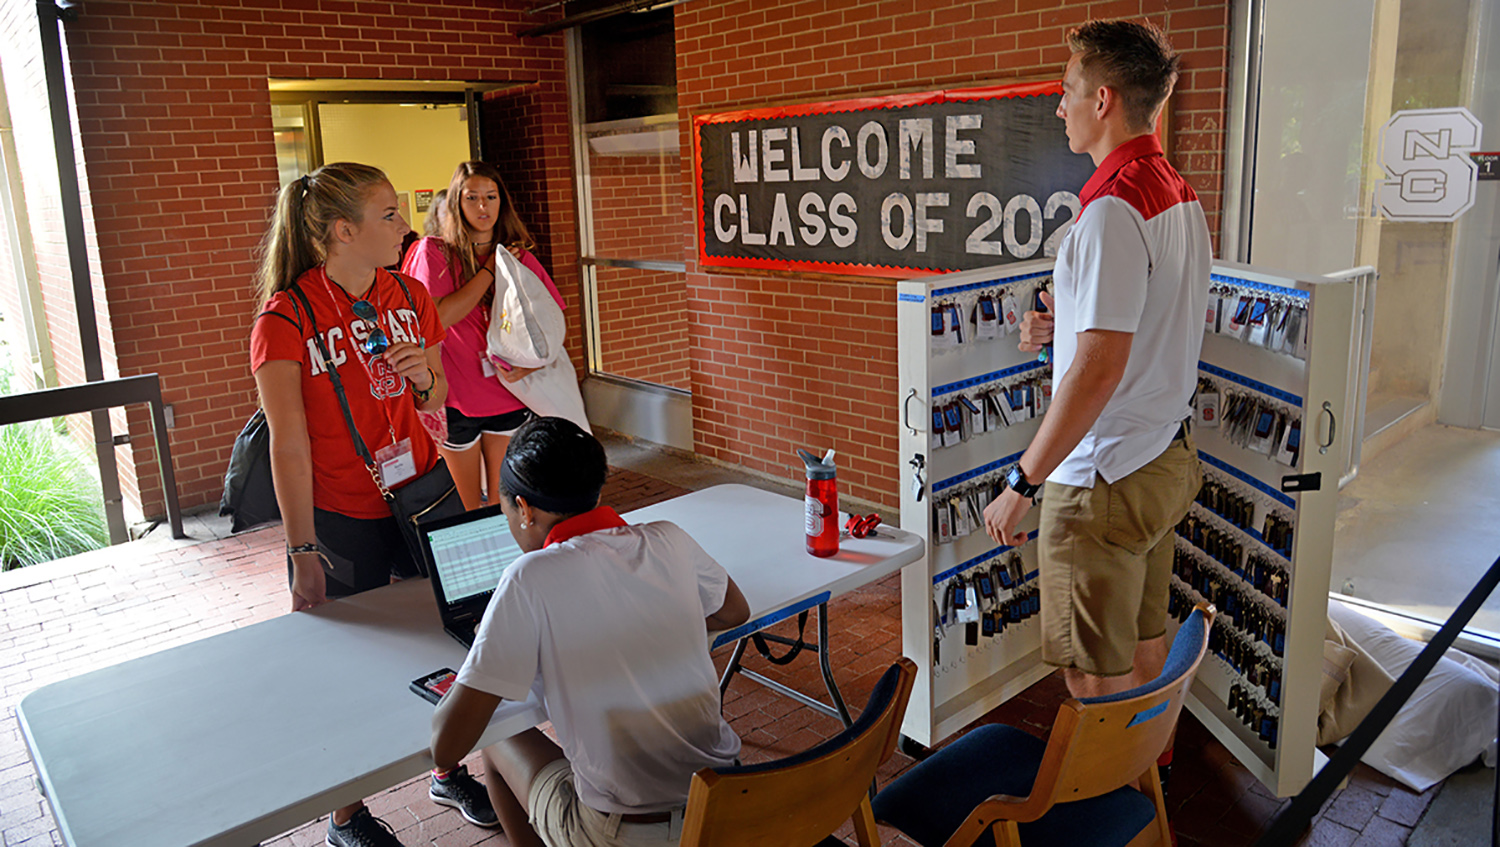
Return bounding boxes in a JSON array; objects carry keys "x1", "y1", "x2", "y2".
[{"x1": 376, "y1": 438, "x2": 417, "y2": 487}]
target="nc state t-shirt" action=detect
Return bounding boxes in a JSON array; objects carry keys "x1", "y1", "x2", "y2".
[{"x1": 250, "y1": 267, "x2": 446, "y2": 519}]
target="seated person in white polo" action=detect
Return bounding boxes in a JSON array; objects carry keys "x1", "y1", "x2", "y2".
[{"x1": 430, "y1": 416, "x2": 750, "y2": 847}]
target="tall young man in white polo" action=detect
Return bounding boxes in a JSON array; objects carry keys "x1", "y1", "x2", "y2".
[{"x1": 982, "y1": 19, "x2": 1210, "y2": 702}]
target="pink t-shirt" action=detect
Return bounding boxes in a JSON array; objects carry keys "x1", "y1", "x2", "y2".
[{"x1": 401, "y1": 236, "x2": 566, "y2": 418}]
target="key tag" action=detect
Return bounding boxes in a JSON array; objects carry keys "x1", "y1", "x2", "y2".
[
  {"x1": 1294, "y1": 305, "x2": 1310, "y2": 359},
  {"x1": 931, "y1": 303, "x2": 953, "y2": 351},
  {"x1": 946, "y1": 303, "x2": 966, "y2": 345},
  {"x1": 1226, "y1": 293, "x2": 1252, "y2": 339},
  {"x1": 950, "y1": 496, "x2": 971, "y2": 537},
  {"x1": 1205, "y1": 290, "x2": 1220, "y2": 334},
  {"x1": 961, "y1": 394, "x2": 986, "y2": 435},
  {"x1": 1267, "y1": 300, "x2": 1289, "y2": 350},
  {"x1": 1276, "y1": 416, "x2": 1301, "y2": 466},
  {"x1": 1197, "y1": 385, "x2": 1221, "y2": 428},
  {"x1": 1249, "y1": 405, "x2": 1278, "y2": 455},
  {"x1": 976, "y1": 295, "x2": 1000, "y2": 340},
  {"x1": 942, "y1": 401, "x2": 964, "y2": 447},
  {"x1": 1001, "y1": 292, "x2": 1022, "y2": 335},
  {"x1": 375, "y1": 438, "x2": 417, "y2": 487},
  {"x1": 977, "y1": 390, "x2": 996, "y2": 431},
  {"x1": 1010, "y1": 386, "x2": 1029, "y2": 422},
  {"x1": 933, "y1": 501, "x2": 952, "y2": 544},
  {"x1": 957, "y1": 582, "x2": 981, "y2": 624},
  {"x1": 1247, "y1": 297, "x2": 1272, "y2": 346},
  {"x1": 930, "y1": 404, "x2": 946, "y2": 450}
]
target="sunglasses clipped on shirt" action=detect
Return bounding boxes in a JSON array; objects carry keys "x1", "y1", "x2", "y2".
[{"x1": 351, "y1": 299, "x2": 389, "y2": 355}]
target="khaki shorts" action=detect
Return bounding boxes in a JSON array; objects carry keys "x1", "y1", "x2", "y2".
[
  {"x1": 528, "y1": 759, "x2": 683, "y2": 847},
  {"x1": 1038, "y1": 432, "x2": 1202, "y2": 677}
]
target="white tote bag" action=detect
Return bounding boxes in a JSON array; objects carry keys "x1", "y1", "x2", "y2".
[
  {"x1": 486, "y1": 248, "x2": 566, "y2": 369},
  {"x1": 502, "y1": 355, "x2": 592, "y2": 433},
  {"x1": 484, "y1": 250, "x2": 591, "y2": 432}
]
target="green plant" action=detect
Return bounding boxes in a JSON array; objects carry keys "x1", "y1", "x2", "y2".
[{"x1": 0, "y1": 418, "x2": 108, "y2": 570}]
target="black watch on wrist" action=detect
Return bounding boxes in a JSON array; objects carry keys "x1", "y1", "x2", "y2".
[{"x1": 1005, "y1": 464, "x2": 1042, "y2": 501}]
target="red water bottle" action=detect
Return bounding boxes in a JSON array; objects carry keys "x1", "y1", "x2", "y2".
[{"x1": 798, "y1": 448, "x2": 839, "y2": 557}]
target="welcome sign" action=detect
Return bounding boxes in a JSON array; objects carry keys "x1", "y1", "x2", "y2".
[{"x1": 693, "y1": 81, "x2": 1096, "y2": 278}]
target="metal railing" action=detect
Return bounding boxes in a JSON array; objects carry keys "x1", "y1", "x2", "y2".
[
  {"x1": 1321, "y1": 266, "x2": 1378, "y2": 489},
  {"x1": 0, "y1": 374, "x2": 185, "y2": 542}
]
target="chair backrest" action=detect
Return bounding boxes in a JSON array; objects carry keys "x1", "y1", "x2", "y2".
[
  {"x1": 1030, "y1": 604, "x2": 1215, "y2": 805},
  {"x1": 680, "y1": 657, "x2": 917, "y2": 847}
]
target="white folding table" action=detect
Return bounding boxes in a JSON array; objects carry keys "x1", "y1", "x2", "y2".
[
  {"x1": 19, "y1": 484, "x2": 924, "y2": 847},
  {"x1": 628, "y1": 484, "x2": 924, "y2": 725}
]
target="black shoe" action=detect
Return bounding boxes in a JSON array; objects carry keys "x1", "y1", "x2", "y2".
[
  {"x1": 326, "y1": 807, "x2": 404, "y2": 847},
  {"x1": 430, "y1": 764, "x2": 501, "y2": 828}
]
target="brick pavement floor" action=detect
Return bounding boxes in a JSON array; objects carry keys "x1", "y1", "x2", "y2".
[{"x1": 0, "y1": 467, "x2": 1439, "y2": 846}]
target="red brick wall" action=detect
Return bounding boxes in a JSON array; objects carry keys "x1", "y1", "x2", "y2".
[
  {"x1": 481, "y1": 83, "x2": 583, "y2": 375},
  {"x1": 587, "y1": 151, "x2": 690, "y2": 389},
  {"x1": 596, "y1": 266, "x2": 690, "y2": 389},
  {"x1": 49, "y1": 0, "x2": 572, "y2": 517},
  {"x1": 676, "y1": 0, "x2": 1231, "y2": 508},
  {"x1": 590, "y1": 153, "x2": 685, "y2": 258}
]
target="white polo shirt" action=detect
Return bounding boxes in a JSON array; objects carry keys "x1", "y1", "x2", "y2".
[
  {"x1": 1050, "y1": 133, "x2": 1211, "y2": 487},
  {"x1": 456, "y1": 507, "x2": 741, "y2": 814}
]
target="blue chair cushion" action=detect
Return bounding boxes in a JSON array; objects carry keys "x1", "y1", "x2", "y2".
[{"x1": 872, "y1": 724, "x2": 1158, "y2": 847}]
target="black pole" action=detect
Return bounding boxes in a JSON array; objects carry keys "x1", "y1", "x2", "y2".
[
  {"x1": 36, "y1": 0, "x2": 128, "y2": 543},
  {"x1": 1256, "y1": 553, "x2": 1500, "y2": 846}
]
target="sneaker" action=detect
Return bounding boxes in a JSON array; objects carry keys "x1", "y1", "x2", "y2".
[
  {"x1": 326, "y1": 807, "x2": 404, "y2": 847},
  {"x1": 430, "y1": 764, "x2": 501, "y2": 828}
]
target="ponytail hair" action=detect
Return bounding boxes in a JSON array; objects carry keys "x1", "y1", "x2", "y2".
[
  {"x1": 439, "y1": 160, "x2": 534, "y2": 280},
  {"x1": 255, "y1": 162, "x2": 391, "y2": 307}
]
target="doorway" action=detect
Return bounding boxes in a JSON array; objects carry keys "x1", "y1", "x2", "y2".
[{"x1": 268, "y1": 81, "x2": 522, "y2": 234}]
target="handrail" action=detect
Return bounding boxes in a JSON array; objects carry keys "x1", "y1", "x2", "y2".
[
  {"x1": 1320, "y1": 265, "x2": 1378, "y2": 489},
  {"x1": 0, "y1": 374, "x2": 186, "y2": 540},
  {"x1": 1255, "y1": 552, "x2": 1500, "y2": 846}
]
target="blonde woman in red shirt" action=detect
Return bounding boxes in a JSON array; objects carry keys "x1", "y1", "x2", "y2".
[{"x1": 250, "y1": 161, "x2": 497, "y2": 846}]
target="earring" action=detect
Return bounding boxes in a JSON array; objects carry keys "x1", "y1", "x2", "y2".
[{"x1": 520, "y1": 521, "x2": 529, "y2": 529}]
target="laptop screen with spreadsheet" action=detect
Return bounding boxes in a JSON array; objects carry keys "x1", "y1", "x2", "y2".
[{"x1": 425, "y1": 511, "x2": 523, "y2": 606}]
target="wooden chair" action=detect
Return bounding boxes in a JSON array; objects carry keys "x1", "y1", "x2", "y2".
[
  {"x1": 872, "y1": 604, "x2": 1217, "y2": 847},
  {"x1": 681, "y1": 657, "x2": 917, "y2": 847}
]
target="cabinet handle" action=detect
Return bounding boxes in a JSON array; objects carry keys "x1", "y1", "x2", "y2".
[
  {"x1": 903, "y1": 389, "x2": 922, "y2": 435},
  {"x1": 1318, "y1": 401, "x2": 1337, "y2": 455}
]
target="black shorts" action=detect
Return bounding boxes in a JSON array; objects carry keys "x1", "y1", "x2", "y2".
[
  {"x1": 444, "y1": 406, "x2": 532, "y2": 450},
  {"x1": 284, "y1": 508, "x2": 422, "y2": 599}
]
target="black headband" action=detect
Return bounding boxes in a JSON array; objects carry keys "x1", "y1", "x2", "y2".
[
  {"x1": 299, "y1": 174, "x2": 312, "y2": 193},
  {"x1": 500, "y1": 459, "x2": 598, "y2": 516}
]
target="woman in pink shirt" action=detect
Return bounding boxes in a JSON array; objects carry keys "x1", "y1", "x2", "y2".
[{"x1": 402, "y1": 161, "x2": 567, "y2": 510}]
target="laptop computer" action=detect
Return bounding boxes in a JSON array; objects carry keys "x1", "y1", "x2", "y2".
[{"x1": 419, "y1": 503, "x2": 525, "y2": 648}]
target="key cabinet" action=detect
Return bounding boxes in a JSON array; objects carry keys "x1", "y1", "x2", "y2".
[{"x1": 895, "y1": 258, "x2": 1360, "y2": 797}]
